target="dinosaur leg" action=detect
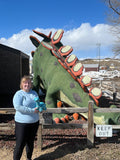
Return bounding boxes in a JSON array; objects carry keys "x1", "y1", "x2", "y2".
[
  {"x1": 45, "y1": 89, "x2": 65, "y2": 120},
  {"x1": 45, "y1": 92, "x2": 57, "y2": 109}
]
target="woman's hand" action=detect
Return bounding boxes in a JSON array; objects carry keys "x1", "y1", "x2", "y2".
[{"x1": 34, "y1": 107, "x2": 39, "y2": 113}]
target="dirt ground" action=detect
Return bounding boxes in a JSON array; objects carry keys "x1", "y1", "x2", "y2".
[
  {"x1": 1, "y1": 141, "x2": 120, "y2": 160},
  {"x1": 1, "y1": 117, "x2": 120, "y2": 160}
]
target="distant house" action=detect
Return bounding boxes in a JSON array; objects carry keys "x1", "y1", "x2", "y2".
[
  {"x1": 99, "y1": 65, "x2": 108, "y2": 70},
  {"x1": 83, "y1": 64, "x2": 99, "y2": 72},
  {"x1": 0, "y1": 44, "x2": 29, "y2": 107}
]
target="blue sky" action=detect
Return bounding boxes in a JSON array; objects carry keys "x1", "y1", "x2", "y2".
[{"x1": 0, "y1": 0, "x2": 117, "y2": 59}]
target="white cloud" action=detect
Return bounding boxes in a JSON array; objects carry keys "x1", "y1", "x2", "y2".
[
  {"x1": 63, "y1": 23, "x2": 115, "y2": 50},
  {"x1": 0, "y1": 23, "x2": 116, "y2": 59}
]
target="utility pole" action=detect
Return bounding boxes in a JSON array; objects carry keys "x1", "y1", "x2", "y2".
[{"x1": 96, "y1": 43, "x2": 101, "y2": 67}]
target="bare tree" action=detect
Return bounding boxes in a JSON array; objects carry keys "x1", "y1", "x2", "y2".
[{"x1": 105, "y1": 0, "x2": 120, "y2": 57}]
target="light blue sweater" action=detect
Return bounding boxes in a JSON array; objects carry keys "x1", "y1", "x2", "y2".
[{"x1": 13, "y1": 89, "x2": 39, "y2": 123}]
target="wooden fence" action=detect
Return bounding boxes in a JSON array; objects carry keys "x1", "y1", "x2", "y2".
[{"x1": 0, "y1": 101, "x2": 120, "y2": 151}]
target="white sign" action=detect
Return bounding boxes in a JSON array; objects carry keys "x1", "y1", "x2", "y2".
[{"x1": 96, "y1": 125, "x2": 112, "y2": 137}]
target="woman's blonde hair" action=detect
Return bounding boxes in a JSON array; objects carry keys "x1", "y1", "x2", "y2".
[{"x1": 20, "y1": 75, "x2": 32, "y2": 89}]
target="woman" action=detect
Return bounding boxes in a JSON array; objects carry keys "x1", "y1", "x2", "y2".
[{"x1": 13, "y1": 75, "x2": 39, "y2": 160}]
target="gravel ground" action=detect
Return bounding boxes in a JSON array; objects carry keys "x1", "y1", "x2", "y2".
[
  {"x1": 1, "y1": 129, "x2": 120, "y2": 160},
  {"x1": 1, "y1": 115, "x2": 120, "y2": 160}
]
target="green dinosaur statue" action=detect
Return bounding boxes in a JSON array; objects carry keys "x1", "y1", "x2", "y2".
[{"x1": 30, "y1": 29, "x2": 120, "y2": 125}]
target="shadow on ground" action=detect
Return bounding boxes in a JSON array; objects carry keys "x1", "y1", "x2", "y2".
[{"x1": 34, "y1": 132, "x2": 120, "y2": 160}]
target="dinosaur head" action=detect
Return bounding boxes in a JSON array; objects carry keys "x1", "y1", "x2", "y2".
[{"x1": 29, "y1": 29, "x2": 67, "y2": 58}]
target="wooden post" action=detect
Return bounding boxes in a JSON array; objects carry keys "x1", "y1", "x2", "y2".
[
  {"x1": 37, "y1": 112, "x2": 53, "y2": 151},
  {"x1": 87, "y1": 101, "x2": 94, "y2": 147},
  {"x1": 37, "y1": 123, "x2": 42, "y2": 151},
  {"x1": 113, "y1": 82, "x2": 116, "y2": 103}
]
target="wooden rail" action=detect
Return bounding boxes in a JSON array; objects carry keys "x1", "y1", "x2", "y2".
[
  {"x1": 1, "y1": 101, "x2": 120, "y2": 151},
  {"x1": 0, "y1": 101, "x2": 93, "y2": 150}
]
